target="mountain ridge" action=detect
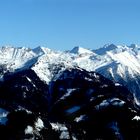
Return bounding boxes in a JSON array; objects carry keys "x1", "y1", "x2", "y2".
[
  {"x1": 0, "y1": 44, "x2": 140, "y2": 105},
  {"x1": 1, "y1": 44, "x2": 140, "y2": 139}
]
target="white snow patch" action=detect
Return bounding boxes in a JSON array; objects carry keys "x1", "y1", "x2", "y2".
[
  {"x1": 26, "y1": 76, "x2": 36, "y2": 87},
  {"x1": 134, "y1": 95, "x2": 140, "y2": 106},
  {"x1": 51, "y1": 123, "x2": 68, "y2": 131},
  {"x1": 95, "y1": 98, "x2": 125, "y2": 110},
  {"x1": 59, "y1": 131, "x2": 70, "y2": 139},
  {"x1": 60, "y1": 88, "x2": 76, "y2": 100},
  {"x1": 50, "y1": 123, "x2": 70, "y2": 139},
  {"x1": 84, "y1": 77, "x2": 93, "y2": 81},
  {"x1": 101, "y1": 84, "x2": 108, "y2": 88},
  {"x1": 35, "y1": 118, "x2": 44, "y2": 131},
  {"x1": 99, "y1": 100, "x2": 109, "y2": 107},
  {"x1": 72, "y1": 135, "x2": 78, "y2": 140},
  {"x1": 110, "y1": 98, "x2": 125, "y2": 106},
  {"x1": 132, "y1": 115, "x2": 140, "y2": 121},
  {"x1": 74, "y1": 115, "x2": 86, "y2": 122},
  {"x1": 25, "y1": 125, "x2": 33, "y2": 134},
  {"x1": 115, "y1": 83, "x2": 121, "y2": 86}
]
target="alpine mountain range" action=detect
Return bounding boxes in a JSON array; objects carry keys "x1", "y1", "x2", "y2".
[{"x1": 0, "y1": 44, "x2": 140, "y2": 139}]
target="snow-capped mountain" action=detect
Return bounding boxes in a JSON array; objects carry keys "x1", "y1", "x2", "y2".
[
  {"x1": 93, "y1": 44, "x2": 140, "y2": 105},
  {"x1": 1, "y1": 44, "x2": 140, "y2": 105},
  {"x1": 70, "y1": 46, "x2": 94, "y2": 55},
  {"x1": 1, "y1": 44, "x2": 140, "y2": 139}
]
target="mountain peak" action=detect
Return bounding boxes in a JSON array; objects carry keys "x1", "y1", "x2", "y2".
[
  {"x1": 93, "y1": 44, "x2": 118, "y2": 55},
  {"x1": 103, "y1": 43, "x2": 117, "y2": 49},
  {"x1": 70, "y1": 46, "x2": 93, "y2": 55},
  {"x1": 33, "y1": 46, "x2": 52, "y2": 55}
]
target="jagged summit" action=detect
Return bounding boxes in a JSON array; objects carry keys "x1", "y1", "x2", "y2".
[
  {"x1": 93, "y1": 43, "x2": 140, "y2": 55},
  {"x1": 93, "y1": 43, "x2": 123, "y2": 55},
  {"x1": 70, "y1": 46, "x2": 94, "y2": 55},
  {"x1": 32, "y1": 46, "x2": 53, "y2": 55}
]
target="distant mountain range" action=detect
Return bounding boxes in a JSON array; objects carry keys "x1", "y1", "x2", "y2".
[
  {"x1": 0, "y1": 44, "x2": 140, "y2": 139},
  {"x1": 0, "y1": 44, "x2": 140, "y2": 104}
]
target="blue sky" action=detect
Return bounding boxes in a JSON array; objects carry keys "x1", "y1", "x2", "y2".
[{"x1": 0, "y1": 0, "x2": 140, "y2": 50}]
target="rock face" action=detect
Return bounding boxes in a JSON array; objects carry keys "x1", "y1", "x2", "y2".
[{"x1": 0, "y1": 67, "x2": 140, "y2": 140}]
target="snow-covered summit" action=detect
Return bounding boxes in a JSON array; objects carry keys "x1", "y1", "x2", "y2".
[
  {"x1": 93, "y1": 44, "x2": 140, "y2": 55},
  {"x1": 33, "y1": 46, "x2": 53, "y2": 55},
  {"x1": 0, "y1": 46, "x2": 38, "y2": 77},
  {"x1": 93, "y1": 44, "x2": 118, "y2": 55},
  {"x1": 0, "y1": 46, "x2": 35, "y2": 59},
  {"x1": 70, "y1": 46, "x2": 94, "y2": 55}
]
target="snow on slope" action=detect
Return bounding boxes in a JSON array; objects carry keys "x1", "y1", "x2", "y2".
[
  {"x1": 1, "y1": 44, "x2": 140, "y2": 83},
  {"x1": 70, "y1": 46, "x2": 94, "y2": 55},
  {"x1": 31, "y1": 50, "x2": 76, "y2": 83},
  {"x1": 70, "y1": 44, "x2": 140, "y2": 80},
  {"x1": 0, "y1": 44, "x2": 139, "y2": 82},
  {"x1": 31, "y1": 44, "x2": 140, "y2": 106},
  {"x1": 0, "y1": 46, "x2": 38, "y2": 75},
  {"x1": 1, "y1": 44, "x2": 140, "y2": 104},
  {"x1": 35, "y1": 44, "x2": 140, "y2": 105}
]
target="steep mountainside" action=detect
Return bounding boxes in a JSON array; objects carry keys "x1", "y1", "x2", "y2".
[
  {"x1": 0, "y1": 67, "x2": 140, "y2": 140},
  {"x1": 0, "y1": 44, "x2": 140, "y2": 106},
  {"x1": 1, "y1": 44, "x2": 140, "y2": 139}
]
